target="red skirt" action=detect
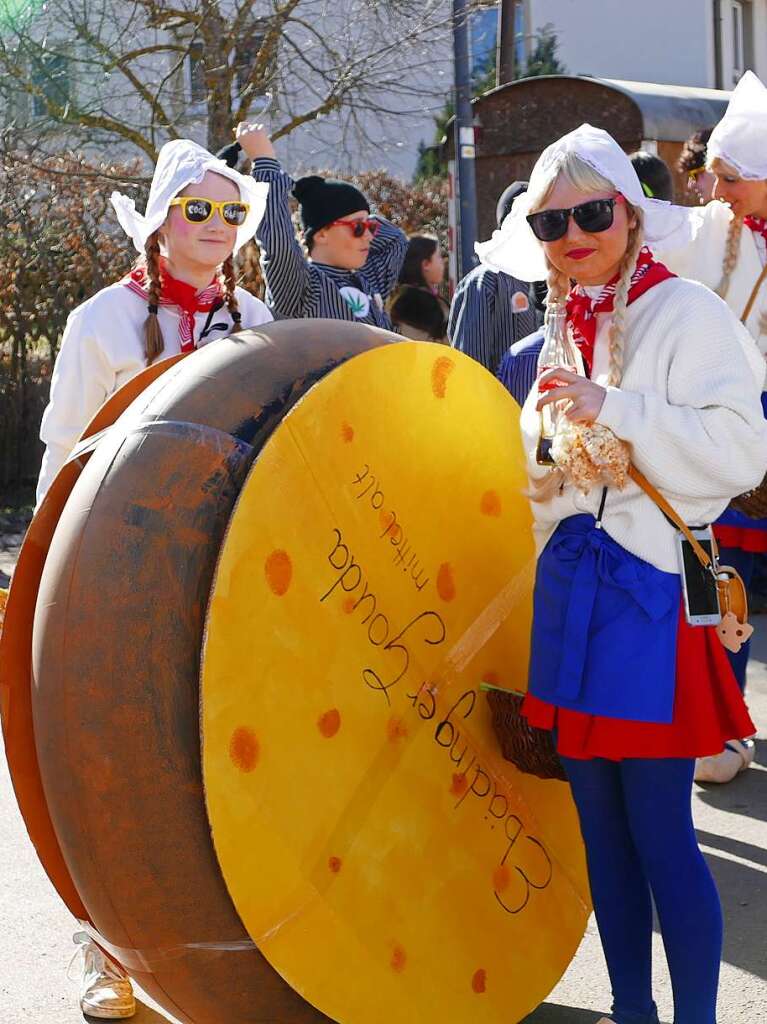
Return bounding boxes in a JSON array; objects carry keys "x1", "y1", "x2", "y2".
[
  {"x1": 714, "y1": 523, "x2": 767, "y2": 553},
  {"x1": 522, "y1": 605, "x2": 755, "y2": 760}
]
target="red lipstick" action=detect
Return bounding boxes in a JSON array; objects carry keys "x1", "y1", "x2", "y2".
[{"x1": 566, "y1": 248, "x2": 596, "y2": 260}]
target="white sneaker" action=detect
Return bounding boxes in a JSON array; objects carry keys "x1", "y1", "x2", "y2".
[
  {"x1": 74, "y1": 932, "x2": 136, "y2": 1020},
  {"x1": 694, "y1": 738, "x2": 756, "y2": 784}
]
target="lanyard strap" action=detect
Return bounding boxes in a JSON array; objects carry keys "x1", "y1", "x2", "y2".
[
  {"x1": 741, "y1": 262, "x2": 767, "y2": 324},
  {"x1": 628, "y1": 465, "x2": 715, "y2": 571}
]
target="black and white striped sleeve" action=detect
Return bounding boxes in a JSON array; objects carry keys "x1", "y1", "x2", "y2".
[
  {"x1": 361, "y1": 217, "x2": 408, "y2": 301},
  {"x1": 448, "y1": 265, "x2": 500, "y2": 370},
  {"x1": 252, "y1": 158, "x2": 311, "y2": 318}
]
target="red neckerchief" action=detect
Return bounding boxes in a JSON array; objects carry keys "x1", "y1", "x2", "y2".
[
  {"x1": 744, "y1": 215, "x2": 767, "y2": 244},
  {"x1": 565, "y1": 246, "x2": 676, "y2": 374},
  {"x1": 122, "y1": 257, "x2": 223, "y2": 352}
]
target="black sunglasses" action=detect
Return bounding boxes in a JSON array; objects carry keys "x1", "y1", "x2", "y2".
[{"x1": 526, "y1": 196, "x2": 624, "y2": 242}]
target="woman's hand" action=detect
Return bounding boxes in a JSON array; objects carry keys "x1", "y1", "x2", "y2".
[
  {"x1": 235, "y1": 122, "x2": 275, "y2": 160},
  {"x1": 536, "y1": 367, "x2": 606, "y2": 423}
]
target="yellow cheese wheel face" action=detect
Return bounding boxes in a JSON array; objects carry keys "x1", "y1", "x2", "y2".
[{"x1": 202, "y1": 343, "x2": 589, "y2": 1024}]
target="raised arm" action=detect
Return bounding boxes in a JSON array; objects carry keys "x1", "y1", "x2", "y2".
[
  {"x1": 361, "y1": 216, "x2": 407, "y2": 301},
  {"x1": 236, "y1": 124, "x2": 311, "y2": 318}
]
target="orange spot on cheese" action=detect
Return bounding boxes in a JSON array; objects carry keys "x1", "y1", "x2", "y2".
[
  {"x1": 480, "y1": 490, "x2": 502, "y2": 517},
  {"x1": 472, "y1": 968, "x2": 487, "y2": 994},
  {"x1": 437, "y1": 562, "x2": 456, "y2": 602},
  {"x1": 431, "y1": 355, "x2": 455, "y2": 398},
  {"x1": 342, "y1": 596, "x2": 356, "y2": 614},
  {"x1": 265, "y1": 549, "x2": 292, "y2": 596},
  {"x1": 341, "y1": 422, "x2": 354, "y2": 442},
  {"x1": 328, "y1": 856, "x2": 343, "y2": 874},
  {"x1": 387, "y1": 716, "x2": 408, "y2": 742},
  {"x1": 450, "y1": 773, "x2": 468, "y2": 797},
  {"x1": 483, "y1": 670, "x2": 500, "y2": 686},
  {"x1": 493, "y1": 865, "x2": 510, "y2": 892},
  {"x1": 390, "y1": 944, "x2": 407, "y2": 972},
  {"x1": 229, "y1": 727, "x2": 259, "y2": 773},
  {"x1": 318, "y1": 708, "x2": 341, "y2": 738}
]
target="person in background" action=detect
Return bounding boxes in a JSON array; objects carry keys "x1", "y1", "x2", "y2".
[
  {"x1": 389, "y1": 234, "x2": 449, "y2": 341},
  {"x1": 221, "y1": 124, "x2": 406, "y2": 329},
  {"x1": 629, "y1": 150, "x2": 674, "y2": 202},
  {"x1": 448, "y1": 181, "x2": 543, "y2": 371},
  {"x1": 677, "y1": 128, "x2": 715, "y2": 205}
]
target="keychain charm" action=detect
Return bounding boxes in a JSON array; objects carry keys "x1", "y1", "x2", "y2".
[{"x1": 716, "y1": 611, "x2": 754, "y2": 654}]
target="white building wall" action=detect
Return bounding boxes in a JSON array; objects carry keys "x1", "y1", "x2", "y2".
[{"x1": 527, "y1": 0, "x2": 715, "y2": 87}]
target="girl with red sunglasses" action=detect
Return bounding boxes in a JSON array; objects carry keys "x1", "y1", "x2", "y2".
[
  {"x1": 37, "y1": 140, "x2": 272, "y2": 509},
  {"x1": 478, "y1": 123, "x2": 767, "y2": 1024},
  {"x1": 222, "y1": 123, "x2": 406, "y2": 328}
]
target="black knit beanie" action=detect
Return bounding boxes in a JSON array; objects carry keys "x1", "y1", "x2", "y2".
[
  {"x1": 496, "y1": 181, "x2": 528, "y2": 228},
  {"x1": 292, "y1": 175, "x2": 370, "y2": 240}
]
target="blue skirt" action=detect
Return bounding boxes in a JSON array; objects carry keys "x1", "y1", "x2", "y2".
[{"x1": 528, "y1": 515, "x2": 681, "y2": 723}]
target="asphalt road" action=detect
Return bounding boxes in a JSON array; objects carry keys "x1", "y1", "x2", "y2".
[{"x1": 1, "y1": 532, "x2": 764, "y2": 1023}]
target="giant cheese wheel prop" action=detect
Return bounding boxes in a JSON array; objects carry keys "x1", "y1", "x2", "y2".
[
  {"x1": 1, "y1": 353, "x2": 187, "y2": 922},
  {"x1": 201, "y1": 342, "x2": 589, "y2": 1022},
  {"x1": 17, "y1": 321, "x2": 588, "y2": 1024},
  {"x1": 28, "y1": 322, "x2": 392, "y2": 1024}
]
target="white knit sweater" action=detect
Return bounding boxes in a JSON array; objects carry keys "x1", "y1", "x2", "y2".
[
  {"x1": 37, "y1": 283, "x2": 272, "y2": 504},
  {"x1": 521, "y1": 276, "x2": 767, "y2": 573},
  {"x1": 657, "y1": 201, "x2": 767, "y2": 346}
]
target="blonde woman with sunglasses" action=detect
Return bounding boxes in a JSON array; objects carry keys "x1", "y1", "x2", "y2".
[
  {"x1": 222, "y1": 123, "x2": 407, "y2": 328},
  {"x1": 479, "y1": 124, "x2": 766, "y2": 1024},
  {"x1": 37, "y1": 139, "x2": 272, "y2": 508},
  {"x1": 657, "y1": 72, "x2": 767, "y2": 784}
]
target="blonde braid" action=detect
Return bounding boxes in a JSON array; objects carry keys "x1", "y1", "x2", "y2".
[
  {"x1": 607, "y1": 221, "x2": 644, "y2": 388},
  {"x1": 543, "y1": 261, "x2": 569, "y2": 318},
  {"x1": 716, "y1": 215, "x2": 743, "y2": 300},
  {"x1": 220, "y1": 255, "x2": 242, "y2": 328},
  {"x1": 528, "y1": 261, "x2": 571, "y2": 504},
  {"x1": 143, "y1": 231, "x2": 165, "y2": 365}
]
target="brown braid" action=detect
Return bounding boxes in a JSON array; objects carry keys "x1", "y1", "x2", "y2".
[
  {"x1": 220, "y1": 255, "x2": 242, "y2": 329},
  {"x1": 143, "y1": 231, "x2": 165, "y2": 365},
  {"x1": 716, "y1": 214, "x2": 743, "y2": 300}
]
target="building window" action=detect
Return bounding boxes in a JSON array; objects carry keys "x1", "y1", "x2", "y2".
[
  {"x1": 188, "y1": 41, "x2": 207, "y2": 106},
  {"x1": 731, "y1": 0, "x2": 754, "y2": 84},
  {"x1": 732, "y1": 1, "x2": 745, "y2": 81},
  {"x1": 234, "y1": 32, "x2": 267, "y2": 97},
  {"x1": 469, "y1": 8, "x2": 497, "y2": 84},
  {"x1": 514, "y1": 0, "x2": 526, "y2": 69},
  {"x1": 31, "y1": 52, "x2": 70, "y2": 117}
]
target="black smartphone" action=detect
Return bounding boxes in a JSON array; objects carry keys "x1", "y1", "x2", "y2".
[{"x1": 676, "y1": 527, "x2": 721, "y2": 626}]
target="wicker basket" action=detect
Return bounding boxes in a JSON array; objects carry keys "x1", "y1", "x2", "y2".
[
  {"x1": 484, "y1": 687, "x2": 567, "y2": 781},
  {"x1": 730, "y1": 473, "x2": 767, "y2": 518}
]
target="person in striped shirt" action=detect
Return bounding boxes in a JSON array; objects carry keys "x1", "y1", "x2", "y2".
[
  {"x1": 448, "y1": 181, "x2": 543, "y2": 371},
  {"x1": 226, "y1": 123, "x2": 407, "y2": 328}
]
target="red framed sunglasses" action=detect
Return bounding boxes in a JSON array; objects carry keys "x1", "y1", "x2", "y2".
[{"x1": 328, "y1": 218, "x2": 380, "y2": 238}]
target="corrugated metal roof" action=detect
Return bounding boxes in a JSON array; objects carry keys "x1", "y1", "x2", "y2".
[{"x1": 597, "y1": 77, "x2": 731, "y2": 140}]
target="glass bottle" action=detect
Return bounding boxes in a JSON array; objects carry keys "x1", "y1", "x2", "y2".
[{"x1": 536, "y1": 305, "x2": 583, "y2": 466}]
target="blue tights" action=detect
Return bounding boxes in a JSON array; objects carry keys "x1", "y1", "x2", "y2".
[{"x1": 561, "y1": 756, "x2": 722, "y2": 1024}]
